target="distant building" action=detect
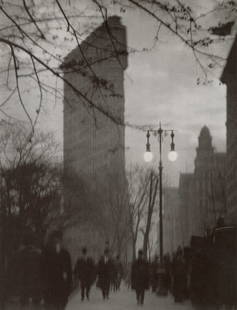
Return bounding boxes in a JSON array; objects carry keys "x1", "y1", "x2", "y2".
[
  {"x1": 193, "y1": 127, "x2": 226, "y2": 235},
  {"x1": 61, "y1": 16, "x2": 129, "y2": 262},
  {"x1": 178, "y1": 173, "x2": 195, "y2": 246},
  {"x1": 220, "y1": 35, "x2": 237, "y2": 223},
  {"x1": 175, "y1": 126, "x2": 227, "y2": 247}
]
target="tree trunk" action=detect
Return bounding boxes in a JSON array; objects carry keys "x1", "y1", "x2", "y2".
[{"x1": 143, "y1": 172, "x2": 158, "y2": 259}]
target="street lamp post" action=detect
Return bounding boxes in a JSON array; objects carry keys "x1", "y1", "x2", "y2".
[
  {"x1": 158, "y1": 126, "x2": 164, "y2": 264},
  {"x1": 144, "y1": 123, "x2": 177, "y2": 264}
]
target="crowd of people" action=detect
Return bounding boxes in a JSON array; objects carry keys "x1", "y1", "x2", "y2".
[
  {"x1": 4, "y1": 230, "x2": 235, "y2": 309},
  {"x1": 6, "y1": 230, "x2": 125, "y2": 309}
]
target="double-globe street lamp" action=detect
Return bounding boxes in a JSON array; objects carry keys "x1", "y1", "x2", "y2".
[{"x1": 144, "y1": 123, "x2": 177, "y2": 265}]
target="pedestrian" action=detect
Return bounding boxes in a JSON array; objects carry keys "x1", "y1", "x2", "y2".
[
  {"x1": 114, "y1": 255, "x2": 123, "y2": 291},
  {"x1": 42, "y1": 230, "x2": 72, "y2": 310},
  {"x1": 74, "y1": 247, "x2": 96, "y2": 301},
  {"x1": 123, "y1": 262, "x2": 132, "y2": 289},
  {"x1": 131, "y1": 249, "x2": 149, "y2": 306},
  {"x1": 97, "y1": 248, "x2": 113, "y2": 300},
  {"x1": 110, "y1": 256, "x2": 117, "y2": 292}
]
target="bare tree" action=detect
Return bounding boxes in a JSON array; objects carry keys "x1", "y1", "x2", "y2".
[
  {"x1": 103, "y1": 177, "x2": 130, "y2": 258},
  {"x1": 142, "y1": 170, "x2": 158, "y2": 259},
  {"x1": 127, "y1": 165, "x2": 159, "y2": 260},
  {"x1": 0, "y1": 121, "x2": 61, "y2": 261}
]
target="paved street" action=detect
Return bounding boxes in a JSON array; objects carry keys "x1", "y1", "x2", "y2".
[{"x1": 66, "y1": 285, "x2": 193, "y2": 310}]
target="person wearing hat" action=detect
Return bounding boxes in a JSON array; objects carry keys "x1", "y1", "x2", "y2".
[
  {"x1": 97, "y1": 248, "x2": 113, "y2": 300},
  {"x1": 74, "y1": 247, "x2": 96, "y2": 301},
  {"x1": 131, "y1": 249, "x2": 149, "y2": 305}
]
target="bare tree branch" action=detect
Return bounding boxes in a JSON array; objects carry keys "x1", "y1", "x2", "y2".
[{"x1": 22, "y1": 0, "x2": 46, "y2": 39}]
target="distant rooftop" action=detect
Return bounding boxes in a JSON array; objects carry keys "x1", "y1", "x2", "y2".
[{"x1": 199, "y1": 125, "x2": 211, "y2": 138}]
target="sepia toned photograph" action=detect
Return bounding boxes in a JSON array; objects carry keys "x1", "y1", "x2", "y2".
[{"x1": 0, "y1": 0, "x2": 236, "y2": 309}]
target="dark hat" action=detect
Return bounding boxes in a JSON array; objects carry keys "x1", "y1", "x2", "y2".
[
  {"x1": 82, "y1": 247, "x2": 87, "y2": 254},
  {"x1": 104, "y1": 247, "x2": 109, "y2": 255}
]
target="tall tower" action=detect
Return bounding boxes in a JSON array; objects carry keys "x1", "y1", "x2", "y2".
[
  {"x1": 61, "y1": 16, "x2": 129, "y2": 261},
  {"x1": 195, "y1": 126, "x2": 214, "y2": 175},
  {"x1": 194, "y1": 126, "x2": 214, "y2": 234},
  {"x1": 62, "y1": 16, "x2": 127, "y2": 185},
  {"x1": 221, "y1": 35, "x2": 237, "y2": 222}
]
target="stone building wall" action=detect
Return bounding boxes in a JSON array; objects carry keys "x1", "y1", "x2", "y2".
[
  {"x1": 61, "y1": 16, "x2": 130, "y2": 260},
  {"x1": 221, "y1": 35, "x2": 237, "y2": 223}
]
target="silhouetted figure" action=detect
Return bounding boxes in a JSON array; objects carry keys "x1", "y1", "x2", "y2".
[
  {"x1": 42, "y1": 230, "x2": 72, "y2": 310},
  {"x1": 97, "y1": 248, "x2": 113, "y2": 300},
  {"x1": 74, "y1": 247, "x2": 96, "y2": 301},
  {"x1": 131, "y1": 250, "x2": 149, "y2": 305},
  {"x1": 112, "y1": 255, "x2": 123, "y2": 291},
  {"x1": 124, "y1": 262, "x2": 132, "y2": 289}
]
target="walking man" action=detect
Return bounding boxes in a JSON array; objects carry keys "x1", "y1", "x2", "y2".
[
  {"x1": 74, "y1": 247, "x2": 96, "y2": 301},
  {"x1": 114, "y1": 255, "x2": 123, "y2": 291},
  {"x1": 97, "y1": 248, "x2": 113, "y2": 300},
  {"x1": 131, "y1": 249, "x2": 149, "y2": 306}
]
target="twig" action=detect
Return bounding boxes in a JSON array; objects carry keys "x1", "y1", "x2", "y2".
[
  {"x1": 127, "y1": 0, "x2": 225, "y2": 61},
  {"x1": 55, "y1": 0, "x2": 120, "y2": 118},
  {"x1": 31, "y1": 55, "x2": 43, "y2": 128},
  {"x1": 0, "y1": 38, "x2": 123, "y2": 126},
  {"x1": 0, "y1": 86, "x2": 17, "y2": 108},
  {"x1": 10, "y1": 45, "x2": 34, "y2": 130},
  {"x1": 0, "y1": 5, "x2": 62, "y2": 63},
  {"x1": 22, "y1": 0, "x2": 45, "y2": 39},
  {"x1": 92, "y1": 0, "x2": 125, "y2": 70}
]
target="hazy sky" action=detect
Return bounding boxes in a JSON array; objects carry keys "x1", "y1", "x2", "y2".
[
  {"x1": 0, "y1": 0, "x2": 235, "y2": 186},
  {"x1": 123, "y1": 9, "x2": 229, "y2": 185}
]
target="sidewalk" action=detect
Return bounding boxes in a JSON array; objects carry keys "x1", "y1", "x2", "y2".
[
  {"x1": 66, "y1": 285, "x2": 193, "y2": 310},
  {"x1": 3, "y1": 286, "x2": 194, "y2": 309}
]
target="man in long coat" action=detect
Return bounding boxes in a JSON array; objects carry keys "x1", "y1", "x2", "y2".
[
  {"x1": 113, "y1": 255, "x2": 123, "y2": 291},
  {"x1": 131, "y1": 250, "x2": 149, "y2": 305},
  {"x1": 97, "y1": 248, "x2": 113, "y2": 300},
  {"x1": 74, "y1": 247, "x2": 96, "y2": 301},
  {"x1": 42, "y1": 230, "x2": 72, "y2": 310}
]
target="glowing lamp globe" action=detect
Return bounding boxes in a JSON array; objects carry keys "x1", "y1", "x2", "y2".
[
  {"x1": 144, "y1": 151, "x2": 153, "y2": 162},
  {"x1": 168, "y1": 150, "x2": 178, "y2": 162}
]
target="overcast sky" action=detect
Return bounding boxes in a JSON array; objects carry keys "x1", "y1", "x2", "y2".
[
  {"x1": 0, "y1": 0, "x2": 235, "y2": 186},
  {"x1": 122, "y1": 7, "x2": 229, "y2": 186}
]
